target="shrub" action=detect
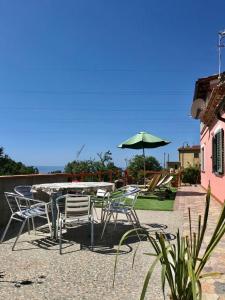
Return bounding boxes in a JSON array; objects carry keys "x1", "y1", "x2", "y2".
[{"x1": 182, "y1": 166, "x2": 200, "y2": 184}]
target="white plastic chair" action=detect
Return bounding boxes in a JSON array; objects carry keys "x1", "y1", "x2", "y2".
[
  {"x1": 0, "y1": 192, "x2": 51, "y2": 250},
  {"x1": 56, "y1": 194, "x2": 94, "y2": 254}
]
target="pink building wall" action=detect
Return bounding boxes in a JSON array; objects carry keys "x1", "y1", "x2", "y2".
[{"x1": 201, "y1": 114, "x2": 225, "y2": 203}]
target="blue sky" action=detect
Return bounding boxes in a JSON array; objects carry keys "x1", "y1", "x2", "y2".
[{"x1": 0, "y1": 0, "x2": 225, "y2": 168}]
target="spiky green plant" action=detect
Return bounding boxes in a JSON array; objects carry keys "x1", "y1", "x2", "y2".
[{"x1": 114, "y1": 189, "x2": 225, "y2": 299}]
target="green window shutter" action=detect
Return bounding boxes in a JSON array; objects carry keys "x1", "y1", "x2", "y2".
[
  {"x1": 218, "y1": 129, "x2": 224, "y2": 174},
  {"x1": 213, "y1": 129, "x2": 224, "y2": 174},
  {"x1": 212, "y1": 135, "x2": 217, "y2": 172}
]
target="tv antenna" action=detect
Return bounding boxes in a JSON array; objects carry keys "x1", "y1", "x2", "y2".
[
  {"x1": 76, "y1": 144, "x2": 85, "y2": 159},
  {"x1": 218, "y1": 30, "x2": 225, "y2": 79}
]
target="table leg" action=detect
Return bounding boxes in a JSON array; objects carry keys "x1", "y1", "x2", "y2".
[{"x1": 51, "y1": 193, "x2": 58, "y2": 239}]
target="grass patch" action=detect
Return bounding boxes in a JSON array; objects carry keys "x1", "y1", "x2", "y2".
[
  {"x1": 94, "y1": 188, "x2": 177, "y2": 211},
  {"x1": 133, "y1": 195, "x2": 174, "y2": 211},
  {"x1": 127, "y1": 188, "x2": 177, "y2": 211}
]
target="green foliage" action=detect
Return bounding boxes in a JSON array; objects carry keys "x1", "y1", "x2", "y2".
[
  {"x1": 182, "y1": 166, "x2": 200, "y2": 184},
  {"x1": 0, "y1": 147, "x2": 38, "y2": 175},
  {"x1": 127, "y1": 155, "x2": 162, "y2": 182},
  {"x1": 114, "y1": 190, "x2": 225, "y2": 299},
  {"x1": 64, "y1": 150, "x2": 121, "y2": 174}
]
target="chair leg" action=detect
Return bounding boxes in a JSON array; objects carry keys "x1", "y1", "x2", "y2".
[
  {"x1": 59, "y1": 219, "x2": 63, "y2": 255},
  {"x1": 31, "y1": 217, "x2": 36, "y2": 234},
  {"x1": 0, "y1": 217, "x2": 13, "y2": 243},
  {"x1": 129, "y1": 211, "x2": 142, "y2": 241},
  {"x1": 91, "y1": 220, "x2": 94, "y2": 250},
  {"x1": 132, "y1": 209, "x2": 140, "y2": 226},
  {"x1": 12, "y1": 219, "x2": 27, "y2": 251},
  {"x1": 27, "y1": 219, "x2": 30, "y2": 235},
  {"x1": 101, "y1": 212, "x2": 112, "y2": 239},
  {"x1": 93, "y1": 205, "x2": 99, "y2": 220},
  {"x1": 126, "y1": 213, "x2": 135, "y2": 228},
  {"x1": 100, "y1": 201, "x2": 104, "y2": 222},
  {"x1": 114, "y1": 212, "x2": 118, "y2": 230},
  {"x1": 45, "y1": 209, "x2": 52, "y2": 235}
]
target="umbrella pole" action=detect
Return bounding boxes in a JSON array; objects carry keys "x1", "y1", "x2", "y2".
[{"x1": 143, "y1": 147, "x2": 146, "y2": 186}]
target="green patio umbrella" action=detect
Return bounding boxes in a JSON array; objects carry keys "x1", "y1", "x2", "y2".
[{"x1": 118, "y1": 131, "x2": 170, "y2": 184}]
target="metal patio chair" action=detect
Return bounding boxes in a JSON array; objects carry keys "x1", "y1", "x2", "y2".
[
  {"x1": 0, "y1": 192, "x2": 51, "y2": 250},
  {"x1": 101, "y1": 188, "x2": 140, "y2": 239},
  {"x1": 14, "y1": 185, "x2": 33, "y2": 198},
  {"x1": 91, "y1": 189, "x2": 110, "y2": 221},
  {"x1": 56, "y1": 194, "x2": 94, "y2": 254}
]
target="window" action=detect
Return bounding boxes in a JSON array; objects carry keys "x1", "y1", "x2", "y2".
[
  {"x1": 212, "y1": 129, "x2": 224, "y2": 174},
  {"x1": 194, "y1": 152, "x2": 199, "y2": 158},
  {"x1": 201, "y1": 147, "x2": 205, "y2": 171}
]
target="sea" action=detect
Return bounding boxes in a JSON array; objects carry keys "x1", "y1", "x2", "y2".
[{"x1": 36, "y1": 166, "x2": 65, "y2": 174}]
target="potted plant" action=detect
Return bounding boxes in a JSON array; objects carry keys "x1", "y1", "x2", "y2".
[{"x1": 114, "y1": 189, "x2": 225, "y2": 299}]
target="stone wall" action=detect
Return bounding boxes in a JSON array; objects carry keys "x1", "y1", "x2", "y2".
[{"x1": 0, "y1": 173, "x2": 70, "y2": 227}]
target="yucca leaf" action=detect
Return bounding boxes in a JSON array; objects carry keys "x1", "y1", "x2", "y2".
[
  {"x1": 132, "y1": 233, "x2": 149, "y2": 269},
  {"x1": 187, "y1": 258, "x2": 197, "y2": 300},
  {"x1": 192, "y1": 232, "x2": 197, "y2": 266},
  {"x1": 210, "y1": 200, "x2": 225, "y2": 236},
  {"x1": 140, "y1": 253, "x2": 162, "y2": 300},
  {"x1": 161, "y1": 263, "x2": 166, "y2": 300},
  {"x1": 197, "y1": 224, "x2": 225, "y2": 275},
  {"x1": 196, "y1": 189, "x2": 210, "y2": 258},
  {"x1": 188, "y1": 207, "x2": 193, "y2": 253},
  {"x1": 199, "y1": 272, "x2": 224, "y2": 279},
  {"x1": 114, "y1": 227, "x2": 145, "y2": 286},
  {"x1": 158, "y1": 234, "x2": 176, "y2": 296},
  {"x1": 143, "y1": 253, "x2": 157, "y2": 256},
  {"x1": 197, "y1": 279, "x2": 202, "y2": 300}
]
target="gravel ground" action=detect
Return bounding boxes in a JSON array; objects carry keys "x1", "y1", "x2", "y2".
[{"x1": 0, "y1": 210, "x2": 182, "y2": 300}]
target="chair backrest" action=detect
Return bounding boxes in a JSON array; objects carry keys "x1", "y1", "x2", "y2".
[
  {"x1": 4, "y1": 192, "x2": 21, "y2": 214},
  {"x1": 156, "y1": 175, "x2": 168, "y2": 187},
  {"x1": 161, "y1": 175, "x2": 173, "y2": 186},
  {"x1": 116, "y1": 188, "x2": 139, "y2": 208},
  {"x1": 126, "y1": 192, "x2": 139, "y2": 208},
  {"x1": 14, "y1": 185, "x2": 33, "y2": 198},
  {"x1": 96, "y1": 189, "x2": 110, "y2": 198},
  {"x1": 147, "y1": 174, "x2": 162, "y2": 192},
  {"x1": 125, "y1": 187, "x2": 139, "y2": 197},
  {"x1": 64, "y1": 194, "x2": 91, "y2": 219}
]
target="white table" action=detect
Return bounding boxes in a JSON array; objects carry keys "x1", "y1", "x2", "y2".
[{"x1": 31, "y1": 182, "x2": 115, "y2": 238}]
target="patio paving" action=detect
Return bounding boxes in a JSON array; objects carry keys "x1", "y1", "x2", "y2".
[
  {"x1": 0, "y1": 209, "x2": 182, "y2": 300},
  {"x1": 175, "y1": 185, "x2": 225, "y2": 300}
]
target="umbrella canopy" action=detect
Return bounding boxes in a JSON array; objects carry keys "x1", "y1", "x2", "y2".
[
  {"x1": 118, "y1": 131, "x2": 170, "y2": 184},
  {"x1": 118, "y1": 131, "x2": 170, "y2": 149}
]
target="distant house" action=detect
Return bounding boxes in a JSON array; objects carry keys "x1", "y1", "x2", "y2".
[
  {"x1": 178, "y1": 145, "x2": 200, "y2": 169},
  {"x1": 191, "y1": 73, "x2": 225, "y2": 203},
  {"x1": 167, "y1": 161, "x2": 180, "y2": 170}
]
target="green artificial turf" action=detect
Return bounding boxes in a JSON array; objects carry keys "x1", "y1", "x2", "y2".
[
  {"x1": 133, "y1": 195, "x2": 174, "y2": 211},
  {"x1": 94, "y1": 189, "x2": 177, "y2": 211},
  {"x1": 126, "y1": 189, "x2": 177, "y2": 211}
]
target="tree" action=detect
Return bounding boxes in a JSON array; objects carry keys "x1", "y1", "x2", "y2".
[
  {"x1": 0, "y1": 147, "x2": 38, "y2": 175},
  {"x1": 64, "y1": 151, "x2": 121, "y2": 174},
  {"x1": 97, "y1": 150, "x2": 112, "y2": 167},
  {"x1": 127, "y1": 155, "x2": 162, "y2": 183}
]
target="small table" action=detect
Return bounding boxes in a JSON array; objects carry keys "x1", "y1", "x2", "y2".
[{"x1": 31, "y1": 182, "x2": 115, "y2": 239}]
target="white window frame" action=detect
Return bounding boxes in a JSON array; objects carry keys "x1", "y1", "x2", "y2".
[{"x1": 201, "y1": 146, "x2": 205, "y2": 172}]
